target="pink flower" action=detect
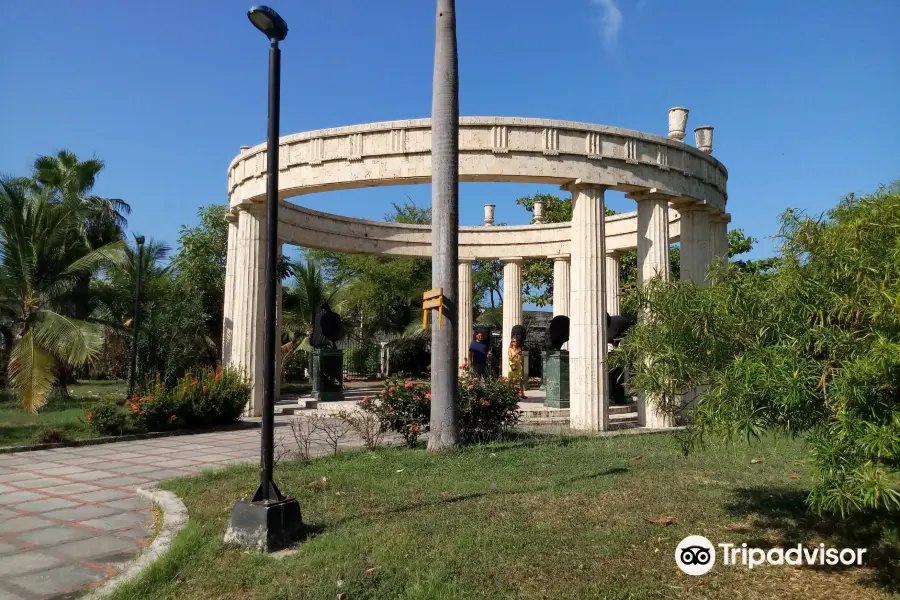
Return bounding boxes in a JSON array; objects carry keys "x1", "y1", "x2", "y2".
[
  {"x1": 481, "y1": 400, "x2": 489, "y2": 407},
  {"x1": 467, "y1": 384, "x2": 474, "y2": 390},
  {"x1": 413, "y1": 395, "x2": 421, "y2": 401},
  {"x1": 425, "y1": 392, "x2": 431, "y2": 400},
  {"x1": 202, "y1": 385, "x2": 209, "y2": 392},
  {"x1": 404, "y1": 381, "x2": 414, "y2": 389},
  {"x1": 388, "y1": 407, "x2": 395, "y2": 413},
  {"x1": 409, "y1": 424, "x2": 420, "y2": 432},
  {"x1": 460, "y1": 362, "x2": 468, "y2": 369},
  {"x1": 362, "y1": 395, "x2": 370, "y2": 403},
  {"x1": 389, "y1": 386, "x2": 395, "y2": 392}
]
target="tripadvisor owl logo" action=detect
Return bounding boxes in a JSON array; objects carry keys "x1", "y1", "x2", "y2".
[
  {"x1": 675, "y1": 535, "x2": 716, "y2": 576},
  {"x1": 674, "y1": 535, "x2": 868, "y2": 575}
]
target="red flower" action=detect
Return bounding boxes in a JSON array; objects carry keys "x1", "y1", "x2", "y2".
[
  {"x1": 409, "y1": 424, "x2": 420, "y2": 432},
  {"x1": 215, "y1": 374, "x2": 222, "y2": 381},
  {"x1": 404, "y1": 381, "x2": 414, "y2": 389},
  {"x1": 183, "y1": 386, "x2": 188, "y2": 392},
  {"x1": 467, "y1": 384, "x2": 474, "y2": 390},
  {"x1": 88, "y1": 411, "x2": 93, "y2": 420},
  {"x1": 361, "y1": 396, "x2": 370, "y2": 404},
  {"x1": 389, "y1": 386, "x2": 395, "y2": 393},
  {"x1": 425, "y1": 392, "x2": 431, "y2": 400},
  {"x1": 460, "y1": 362, "x2": 468, "y2": 369},
  {"x1": 388, "y1": 407, "x2": 395, "y2": 413},
  {"x1": 413, "y1": 395, "x2": 421, "y2": 401},
  {"x1": 481, "y1": 400, "x2": 489, "y2": 407},
  {"x1": 202, "y1": 385, "x2": 209, "y2": 392}
]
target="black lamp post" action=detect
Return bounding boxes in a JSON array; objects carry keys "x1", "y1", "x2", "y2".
[
  {"x1": 128, "y1": 236, "x2": 145, "y2": 397},
  {"x1": 225, "y1": 5, "x2": 303, "y2": 552}
]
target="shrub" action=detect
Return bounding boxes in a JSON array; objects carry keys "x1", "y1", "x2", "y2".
[
  {"x1": 128, "y1": 366, "x2": 249, "y2": 432},
  {"x1": 177, "y1": 366, "x2": 249, "y2": 427},
  {"x1": 360, "y1": 371, "x2": 521, "y2": 446},
  {"x1": 86, "y1": 401, "x2": 126, "y2": 436},
  {"x1": 458, "y1": 371, "x2": 521, "y2": 443},
  {"x1": 32, "y1": 426, "x2": 71, "y2": 444},
  {"x1": 126, "y1": 379, "x2": 180, "y2": 432},
  {"x1": 613, "y1": 184, "x2": 900, "y2": 515}
]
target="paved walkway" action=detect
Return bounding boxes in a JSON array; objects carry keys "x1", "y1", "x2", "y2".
[{"x1": 0, "y1": 419, "x2": 368, "y2": 600}]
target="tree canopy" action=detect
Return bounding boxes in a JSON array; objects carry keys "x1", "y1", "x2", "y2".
[{"x1": 613, "y1": 184, "x2": 900, "y2": 515}]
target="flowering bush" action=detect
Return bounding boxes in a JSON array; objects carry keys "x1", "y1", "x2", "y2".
[
  {"x1": 177, "y1": 366, "x2": 249, "y2": 427},
  {"x1": 126, "y1": 378, "x2": 180, "y2": 432},
  {"x1": 86, "y1": 401, "x2": 126, "y2": 436},
  {"x1": 457, "y1": 371, "x2": 521, "y2": 443},
  {"x1": 359, "y1": 372, "x2": 521, "y2": 446}
]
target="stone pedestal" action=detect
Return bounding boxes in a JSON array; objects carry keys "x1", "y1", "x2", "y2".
[
  {"x1": 543, "y1": 350, "x2": 570, "y2": 409},
  {"x1": 522, "y1": 350, "x2": 529, "y2": 391},
  {"x1": 311, "y1": 349, "x2": 344, "y2": 402}
]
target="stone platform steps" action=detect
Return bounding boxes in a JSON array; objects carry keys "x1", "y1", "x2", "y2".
[{"x1": 277, "y1": 389, "x2": 638, "y2": 427}]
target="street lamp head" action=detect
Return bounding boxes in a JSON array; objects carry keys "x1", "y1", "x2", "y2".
[
  {"x1": 248, "y1": 6, "x2": 288, "y2": 42},
  {"x1": 135, "y1": 236, "x2": 145, "y2": 246}
]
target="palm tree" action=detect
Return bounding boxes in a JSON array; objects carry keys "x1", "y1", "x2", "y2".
[
  {"x1": 428, "y1": 0, "x2": 461, "y2": 450},
  {"x1": 31, "y1": 150, "x2": 131, "y2": 249},
  {"x1": 0, "y1": 178, "x2": 126, "y2": 412}
]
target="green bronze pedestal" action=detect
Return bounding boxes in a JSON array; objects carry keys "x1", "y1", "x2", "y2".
[
  {"x1": 312, "y1": 348, "x2": 344, "y2": 402},
  {"x1": 539, "y1": 352, "x2": 547, "y2": 391},
  {"x1": 543, "y1": 350, "x2": 569, "y2": 408}
]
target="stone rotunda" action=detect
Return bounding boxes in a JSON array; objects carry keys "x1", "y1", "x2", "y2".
[{"x1": 222, "y1": 108, "x2": 729, "y2": 431}]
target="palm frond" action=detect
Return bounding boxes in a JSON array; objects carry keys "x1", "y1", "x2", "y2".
[
  {"x1": 8, "y1": 328, "x2": 55, "y2": 414},
  {"x1": 63, "y1": 240, "x2": 128, "y2": 276},
  {"x1": 34, "y1": 310, "x2": 103, "y2": 366}
]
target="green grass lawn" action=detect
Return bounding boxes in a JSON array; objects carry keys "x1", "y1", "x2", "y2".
[
  {"x1": 108, "y1": 432, "x2": 899, "y2": 600},
  {"x1": 0, "y1": 380, "x2": 125, "y2": 447}
]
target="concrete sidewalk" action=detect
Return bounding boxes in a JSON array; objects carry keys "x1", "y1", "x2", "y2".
[{"x1": 0, "y1": 420, "x2": 366, "y2": 599}]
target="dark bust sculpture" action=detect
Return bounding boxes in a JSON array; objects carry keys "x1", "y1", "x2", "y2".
[
  {"x1": 544, "y1": 315, "x2": 570, "y2": 351},
  {"x1": 310, "y1": 301, "x2": 342, "y2": 349},
  {"x1": 510, "y1": 324, "x2": 527, "y2": 346},
  {"x1": 607, "y1": 314, "x2": 634, "y2": 348}
]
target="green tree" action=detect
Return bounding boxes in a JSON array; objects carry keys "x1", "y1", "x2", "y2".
[
  {"x1": 612, "y1": 184, "x2": 900, "y2": 515},
  {"x1": 0, "y1": 178, "x2": 125, "y2": 412},
  {"x1": 309, "y1": 201, "x2": 432, "y2": 338},
  {"x1": 172, "y1": 205, "x2": 228, "y2": 352}
]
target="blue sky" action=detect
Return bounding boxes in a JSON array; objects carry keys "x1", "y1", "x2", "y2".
[{"x1": 2, "y1": 0, "x2": 898, "y2": 268}]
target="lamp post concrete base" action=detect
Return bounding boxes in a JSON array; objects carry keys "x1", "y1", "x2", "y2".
[{"x1": 224, "y1": 497, "x2": 304, "y2": 552}]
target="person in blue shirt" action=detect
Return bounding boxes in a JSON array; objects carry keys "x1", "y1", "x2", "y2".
[{"x1": 468, "y1": 331, "x2": 490, "y2": 378}]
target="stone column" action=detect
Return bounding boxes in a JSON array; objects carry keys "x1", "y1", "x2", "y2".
[
  {"x1": 605, "y1": 251, "x2": 622, "y2": 316},
  {"x1": 636, "y1": 194, "x2": 671, "y2": 284},
  {"x1": 632, "y1": 192, "x2": 673, "y2": 428},
  {"x1": 566, "y1": 182, "x2": 609, "y2": 431},
  {"x1": 501, "y1": 258, "x2": 523, "y2": 377},
  {"x1": 551, "y1": 256, "x2": 570, "y2": 318},
  {"x1": 458, "y1": 260, "x2": 473, "y2": 370},
  {"x1": 222, "y1": 209, "x2": 239, "y2": 366},
  {"x1": 710, "y1": 213, "x2": 730, "y2": 265},
  {"x1": 678, "y1": 205, "x2": 712, "y2": 286},
  {"x1": 230, "y1": 204, "x2": 267, "y2": 417}
]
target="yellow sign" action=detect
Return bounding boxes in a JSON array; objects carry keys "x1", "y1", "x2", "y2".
[{"x1": 422, "y1": 287, "x2": 444, "y2": 329}]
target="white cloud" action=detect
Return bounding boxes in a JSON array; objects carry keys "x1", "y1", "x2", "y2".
[{"x1": 591, "y1": 0, "x2": 624, "y2": 49}]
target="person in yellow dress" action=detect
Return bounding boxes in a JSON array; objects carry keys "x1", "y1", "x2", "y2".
[{"x1": 507, "y1": 338, "x2": 525, "y2": 398}]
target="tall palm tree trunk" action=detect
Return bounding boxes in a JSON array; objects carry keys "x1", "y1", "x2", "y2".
[{"x1": 428, "y1": 0, "x2": 461, "y2": 450}]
